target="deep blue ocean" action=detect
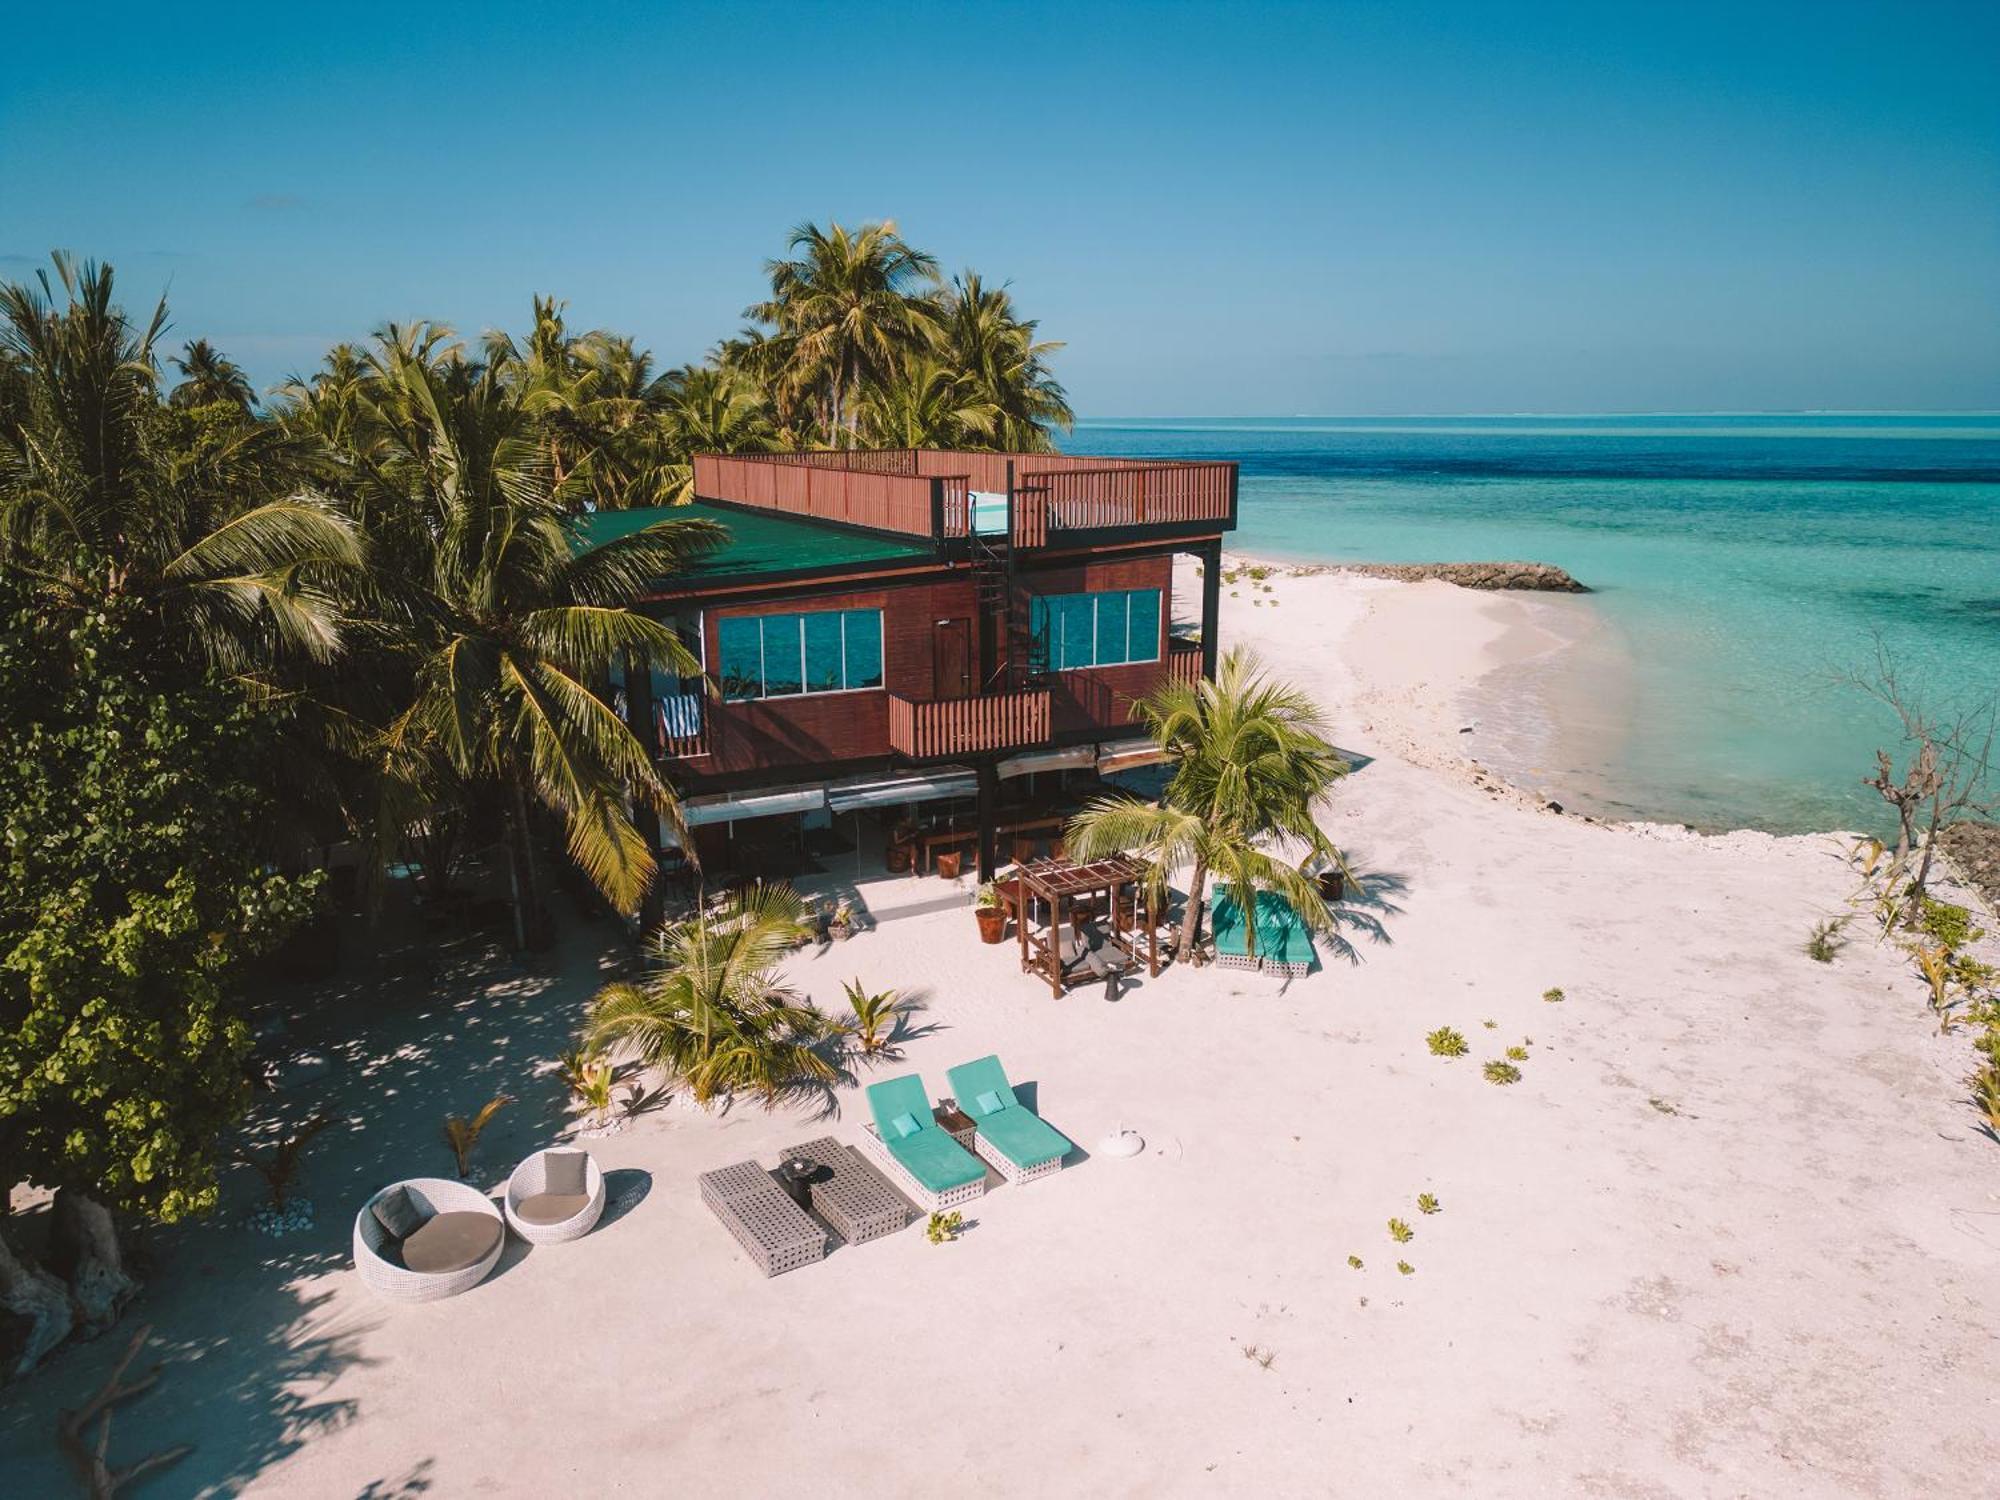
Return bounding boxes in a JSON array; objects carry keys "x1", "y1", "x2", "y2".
[{"x1": 1065, "y1": 416, "x2": 2000, "y2": 834}]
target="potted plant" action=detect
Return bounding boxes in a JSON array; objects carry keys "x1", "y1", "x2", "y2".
[
  {"x1": 828, "y1": 899, "x2": 856, "y2": 941},
  {"x1": 974, "y1": 883, "x2": 1008, "y2": 944},
  {"x1": 936, "y1": 848, "x2": 964, "y2": 880}
]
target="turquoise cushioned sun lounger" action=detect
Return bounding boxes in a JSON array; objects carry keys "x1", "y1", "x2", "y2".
[
  {"x1": 945, "y1": 1055, "x2": 1072, "y2": 1172},
  {"x1": 864, "y1": 1074, "x2": 984, "y2": 1193},
  {"x1": 1211, "y1": 885, "x2": 1317, "y2": 975}
]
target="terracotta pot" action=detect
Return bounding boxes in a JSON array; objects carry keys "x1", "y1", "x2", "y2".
[
  {"x1": 885, "y1": 841, "x2": 913, "y2": 873},
  {"x1": 975, "y1": 906, "x2": 1007, "y2": 944},
  {"x1": 936, "y1": 850, "x2": 963, "y2": 880}
]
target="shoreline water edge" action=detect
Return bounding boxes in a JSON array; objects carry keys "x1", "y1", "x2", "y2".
[{"x1": 1207, "y1": 551, "x2": 1868, "y2": 845}]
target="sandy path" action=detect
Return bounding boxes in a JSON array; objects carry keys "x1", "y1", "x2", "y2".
[{"x1": 2, "y1": 566, "x2": 1996, "y2": 1498}]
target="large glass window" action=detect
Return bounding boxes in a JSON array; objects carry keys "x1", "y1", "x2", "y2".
[
  {"x1": 1031, "y1": 589, "x2": 1163, "y2": 671},
  {"x1": 717, "y1": 608, "x2": 885, "y2": 701}
]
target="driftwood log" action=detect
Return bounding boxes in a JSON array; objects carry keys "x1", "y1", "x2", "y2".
[{"x1": 55, "y1": 1322, "x2": 192, "y2": 1498}]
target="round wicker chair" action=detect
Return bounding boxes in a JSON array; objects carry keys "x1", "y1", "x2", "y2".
[
  {"x1": 352, "y1": 1178, "x2": 505, "y2": 1302},
  {"x1": 503, "y1": 1147, "x2": 606, "y2": 1245}
]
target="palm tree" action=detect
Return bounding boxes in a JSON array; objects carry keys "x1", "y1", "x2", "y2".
[
  {"x1": 651, "y1": 364, "x2": 780, "y2": 502},
  {"x1": 168, "y1": 338, "x2": 258, "y2": 412},
  {"x1": 0, "y1": 254, "x2": 358, "y2": 674},
  {"x1": 585, "y1": 884, "x2": 836, "y2": 1106},
  {"x1": 1066, "y1": 647, "x2": 1350, "y2": 965},
  {"x1": 746, "y1": 220, "x2": 941, "y2": 442},
  {"x1": 861, "y1": 356, "x2": 998, "y2": 449},
  {"x1": 359, "y1": 336, "x2": 727, "y2": 938},
  {"x1": 937, "y1": 272, "x2": 1073, "y2": 450}
]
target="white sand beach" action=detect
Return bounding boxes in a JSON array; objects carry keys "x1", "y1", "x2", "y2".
[{"x1": 4, "y1": 565, "x2": 1997, "y2": 1497}]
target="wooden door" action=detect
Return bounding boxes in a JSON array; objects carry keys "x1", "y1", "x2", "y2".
[{"x1": 933, "y1": 617, "x2": 971, "y2": 699}]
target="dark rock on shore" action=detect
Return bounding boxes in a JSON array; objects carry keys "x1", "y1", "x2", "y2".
[
  {"x1": 1340, "y1": 561, "x2": 1590, "y2": 593},
  {"x1": 1939, "y1": 820, "x2": 2000, "y2": 915}
]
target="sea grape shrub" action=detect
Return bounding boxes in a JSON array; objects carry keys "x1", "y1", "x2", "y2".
[{"x1": 0, "y1": 598, "x2": 322, "y2": 1224}]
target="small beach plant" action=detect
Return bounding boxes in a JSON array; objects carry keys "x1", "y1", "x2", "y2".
[
  {"x1": 1919, "y1": 897, "x2": 1984, "y2": 953},
  {"x1": 558, "y1": 1047, "x2": 618, "y2": 1125},
  {"x1": 1505, "y1": 1045, "x2": 1529, "y2": 1062},
  {"x1": 1347, "y1": 1254, "x2": 1363, "y2": 1269},
  {"x1": 1426, "y1": 1027, "x2": 1468, "y2": 1057},
  {"x1": 840, "y1": 979, "x2": 920, "y2": 1058},
  {"x1": 1804, "y1": 917, "x2": 1850, "y2": 963},
  {"x1": 1387, "y1": 1218, "x2": 1413, "y2": 1244},
  {"x1": 1416, "y1": 1193, "x2": 1440, "y2": 1215},
  {"x1": 925, "y1": 1209, "x2": 964, "y2": 1245},
  {"x1": 1484, "y1": 1061, "x2": 1522, "y2": 1085},
  {"x1": 1542, "y1": 987, "x2": 1565, "y2": 1003},
  {"x1": 233, "y1": 1113, "x2": 337, "y2": 1210},
  {"x1": 1397, "y1": 1261, "x2": 1415, "y2": 1276},
  {"x1": 1482, "y1": 1019, "x2": 1498, "y2": 1029},
  {"x1": 1971, "y1": 1064, "x2": 2000, "y2": 1138},
  {"x1": 442, "y1": 1095, "x2": 510, "y2": 1178}
]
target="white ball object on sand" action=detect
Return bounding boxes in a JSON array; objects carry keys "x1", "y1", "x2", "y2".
[{"x1": 1099, "y1": 1129, "x2": 1144, "y2": 1159}]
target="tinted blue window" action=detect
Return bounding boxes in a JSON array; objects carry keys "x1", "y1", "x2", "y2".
[
  {"x1": 1031, "y1": 589, "x2": 1165, "y2": 670},
  {"x1": 1059, "y1": 596, "x2": 1094, "y2": 671},
  {"x1": 1095, "y1": 592, "x2": 1130, "y2": 665},
  {"x1": 1126, "y1": 589, "x2": 1161, "y2": 662},
  {"x1": 718, "y1": 617, "x2": 763, "y2": 701},
  {"x1": 718, "y1": 608, "x2": 883, "y2": 698},
  {"x1": 843, "y1": 610, "x2": 883, "y2": 688},
  {"x1": 761, "y1": 616, "x2": 803, "y2": 696},
  {"x1": 803, "y1": 612, "x2": 844, "y2": 693}
]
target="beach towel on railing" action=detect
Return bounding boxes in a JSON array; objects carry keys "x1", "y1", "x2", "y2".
[
  {"x1": 655, "y1": 693, "x2": 703, "y2": 743},
  {"x1": 1210, "y1": 885, "x2": 1316, "y2": 973}
]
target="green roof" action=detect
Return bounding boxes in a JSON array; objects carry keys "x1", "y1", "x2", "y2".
[{"x1": 569, "y1": 501, "x2": 935, "y2": 587}]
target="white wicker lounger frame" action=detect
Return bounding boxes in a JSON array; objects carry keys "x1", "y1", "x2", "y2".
[
  {"x1": 503, "y1": 1147, "x2": 607, "y2": 1245},
  {"x1": 970, "y1": 1130, "x2": 1064, "y2": 1186},
  {"x1": 353, "y1": 1178, "x2": 506, "y2": 1302},
  {"x1": 858, "y1": 1126, "x2": 987, "y2": 1212}
]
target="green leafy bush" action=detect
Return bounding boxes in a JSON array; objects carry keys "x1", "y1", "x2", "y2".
[
  {"x1": 1919, "y1": 898, "x2": 1984, "y2": 953},
  {"x1": 1542, "y1": 987, "x2": 1565, "y2": 1002},
  {"x1": 1387, "y1": 1218, "x2": 1413, "y2": 1243},
  {"x1": 1426, "y1": 1027, "x2": 1469, "y2": 1057},
  {"x1": 1505, "y1": 1045, "x2": 1529, "y2": 1062},
  {"x1": 1416, "y1": 1193, "x2": 1440, "y2": 1215},
  {"x1": 1484, "y1": 1061, "x2": 1522, "y2": 1085}
]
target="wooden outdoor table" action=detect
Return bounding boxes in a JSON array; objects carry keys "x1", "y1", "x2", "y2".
[{"x1": 917, "y1": 813, "x2": 1065, "y2": 874}]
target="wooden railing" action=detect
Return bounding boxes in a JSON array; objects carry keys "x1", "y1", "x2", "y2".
[
  {"x1": 1015, "y1": 462, "x2": 1235, "y2": 544},
  {"x1": 889, "y1": 689, "x2": 1052, "y2": 759},
  {"x1": 693, "y1": 454, "x2": 940, "y2": 537},
  {"x1": 1167, "y1": 638, "x2": 1205, "y2": 686},
  {"x1": 693, "y1": 451, "x2": 1234, "y2": 546}
]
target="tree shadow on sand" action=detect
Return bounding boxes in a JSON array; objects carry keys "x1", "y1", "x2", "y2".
[
  {"x1": 1320, "y1": 851, "x2": 1411, "y2": 966},
  {"x1": 0, "y1": 912, "x2": 632, "y2": 1495}
]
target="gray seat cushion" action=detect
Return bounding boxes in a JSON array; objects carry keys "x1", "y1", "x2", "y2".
[
  {"x1": 514, "y1": 1192, "x2": 590, "y2": 1227},
  {"x1": 370, "y1": 1184, "x2": 431, "y2": 1243},
  {"x1": 542, "y1": 1150, "x2": 588, "y2": 1197},
  {"x1": 400, "y1": 1211, "x2": 503, "y2": 1274}
]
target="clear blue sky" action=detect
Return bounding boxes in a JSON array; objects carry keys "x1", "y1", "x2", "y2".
[{"x1": 4, "y1": 1, "x2": 1996, "y2": 414}]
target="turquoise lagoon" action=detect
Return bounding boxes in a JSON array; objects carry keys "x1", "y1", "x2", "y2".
[{"x1": 1066, "y1": 416, "x2": 2000, "y2": 834}]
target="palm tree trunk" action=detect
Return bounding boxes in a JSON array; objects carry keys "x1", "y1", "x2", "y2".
[
  {"x1": 507, "y1": 776, "x2": 545, "y2": 949},
  {"x1": 1176, "y1": 855, "x2": 1209, "y2": 965}
]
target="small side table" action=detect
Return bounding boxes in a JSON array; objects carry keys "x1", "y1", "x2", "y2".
[{"x1": 932, "y1": 1103, "x2": 978, "y2": 1154}]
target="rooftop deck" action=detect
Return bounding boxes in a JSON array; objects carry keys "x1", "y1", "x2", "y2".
[{"x1": 692, "y1": 448, "x2": 1236, "y2": 549}]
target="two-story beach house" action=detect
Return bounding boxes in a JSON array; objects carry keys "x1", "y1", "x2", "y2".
[{"x1": 573, "y1": 448, "x2": 1238, "y2": 884}]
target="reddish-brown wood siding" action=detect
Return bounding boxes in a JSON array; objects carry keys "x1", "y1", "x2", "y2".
[{"x1": 670, "y1": 552, "x2": 1182, "y2": 778}]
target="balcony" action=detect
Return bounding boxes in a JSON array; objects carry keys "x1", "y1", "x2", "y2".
[
  {"x1": 653, "y1": 693, "x2": 709, "y2": 762},
  {"x1": 693, "y1": 449, "x2": 1235, "y2": 550},
  {"x1": 888, "y1": 689, "x2": 1052, "y2": 760}
]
